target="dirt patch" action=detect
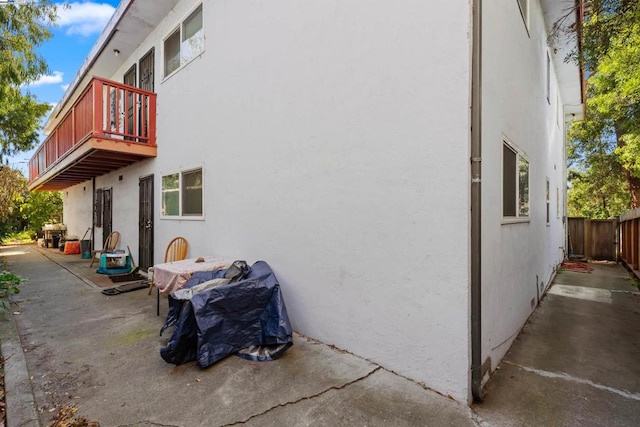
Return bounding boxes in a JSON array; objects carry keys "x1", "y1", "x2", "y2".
[{"x1": 49, "y1": 405, "x2": 100, "y2": 427}]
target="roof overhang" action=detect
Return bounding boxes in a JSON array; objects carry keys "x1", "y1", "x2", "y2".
[
  {"x1": 44, "y1": 0, "x2": 180, "y2": 134},
  {"x1": 540, "y1": 0, "x2": 585, "y2": 120}
]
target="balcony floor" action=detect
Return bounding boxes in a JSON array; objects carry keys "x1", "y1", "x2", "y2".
[{"x1": 29, "y1": 136, "x2": 156, "y2": 191}]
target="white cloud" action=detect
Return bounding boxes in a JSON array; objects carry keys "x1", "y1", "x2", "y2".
[
  {"x1": 26, "y1": 71, "x2": 64, "y2": 87},
  {"x1": 61, "y1": 84, "x2": 70, "y2": 91},
  {"x1": 55, "y1": 2, "x2": 116, "y2": 37}
]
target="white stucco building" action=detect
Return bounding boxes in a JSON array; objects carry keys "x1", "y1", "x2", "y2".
[{"x1": 29, "y1": 0, "x2": 584, "y2": 403}]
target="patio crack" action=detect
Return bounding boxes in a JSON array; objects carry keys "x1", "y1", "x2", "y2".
[
  {"x1": 503, "y1": 360, "x2": 640, "y2": 401},
  {"x1": 221, "y1": 366, "x2": 382, "y2": 426}
]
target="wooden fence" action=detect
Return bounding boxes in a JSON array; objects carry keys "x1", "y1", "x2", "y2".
[
  {"x1": 619, "y1": 208, "x2": 640, "y2": 271},
  {"x1": 568, "y1": 217, "x2": 618, "y2": 261}
]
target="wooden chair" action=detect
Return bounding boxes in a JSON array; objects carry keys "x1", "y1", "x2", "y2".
[
  {"x1": 89, "y1": 231, "x2": 120, "y2": 267},
  {"x1": 148, "y1": 237, "x2": 189, "y2": 315}
]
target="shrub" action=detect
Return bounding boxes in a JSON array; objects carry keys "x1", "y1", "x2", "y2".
[{"x1": 0, "y1": 271, "x2": 24, "y2": 314}]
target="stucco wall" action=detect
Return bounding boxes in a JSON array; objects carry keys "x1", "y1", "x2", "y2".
[
  {"x1": 62, "y1": 0, "x2": 473, "y2": 400},
  {"x1": 159, "y1": 0, "x2": 473, "y2": 400},
  {"x1": 90, "y1": 160, "x2": 154, "y2": 256},
  {"x1": 62, "y1": 183, "x2": 93, "y2": 240},
  {"x1": 480, "y1": 0, "x2": 569, "y2": 377}
]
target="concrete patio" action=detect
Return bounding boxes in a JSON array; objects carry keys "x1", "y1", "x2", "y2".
[
  {"x1": 0, "y1": 244, "x2": 477, "y2": 426},
  {"x1": 1, "y1": 244, "x2": 639, "y2": 426}
]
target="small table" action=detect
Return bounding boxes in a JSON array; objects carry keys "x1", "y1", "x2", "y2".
[{"x1": 153, "y1": 257, "x2": 231, "y2": 294}]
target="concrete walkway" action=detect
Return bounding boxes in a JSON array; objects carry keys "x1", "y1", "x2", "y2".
[
  {"x1": 474, "y1": 261, "x2": 640, "y2": 426},
  {"x1": 2, "y1": 245, "x2": 639, "y2": 426},
  {"x1": 1, "y1": 245, "x2": 478, "y2": 427}
]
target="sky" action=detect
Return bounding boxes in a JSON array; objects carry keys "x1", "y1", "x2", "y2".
[{"x1": 9, "y1": 0, "x2": 120, "y2": 172}]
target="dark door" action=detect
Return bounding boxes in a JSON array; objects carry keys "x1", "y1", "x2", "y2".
[
  {"x1": 139, "y1": 48, "x2": 154, "y2": 92},
  {"x1": 124, "y1": 65, "x2": 136, "y2": 140},
  {"x1": 102, "y1": 188, "x2": 112, "y2": 246},
  {"x1": 139, "y1": 49, "x2": 154, "y2": 141},
  {"x1": 139, "y1": 175, "x2": 154, "y2": 271}
]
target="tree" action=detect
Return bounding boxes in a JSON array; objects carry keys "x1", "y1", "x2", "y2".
[
  {"x1": 0, "y1": 165, "x2": 61, "y2": 238},
  {"x1": 555, "y1": 1, "x2": 640, "y2": 215},
  {"x1": 20, "y1": 188, "x2": 62, "y2": 237},
  {"x1": 0, "y1": 166, "x2": 27, "y2": 222},
  {"x1": 0, "y1": 1, "x2": 58, "y2": 161}
]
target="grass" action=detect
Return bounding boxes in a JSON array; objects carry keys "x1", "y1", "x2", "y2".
[{"x1": 1, "y1": 231, "x2": 35, "y2": 246}]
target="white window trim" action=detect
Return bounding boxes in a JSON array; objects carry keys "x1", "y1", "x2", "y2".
[
  {"x1": 160, "y1": 166, "x2": 205, "y2": 220},
  {"x1": 502, "y1": 138, "x2": 530, "y2": 224},
  {"x1": 162, "y1": 3, "x2": 204, "y2": 81}
]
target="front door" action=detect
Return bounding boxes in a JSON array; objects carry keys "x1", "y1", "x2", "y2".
[
  {"x1": 139, "y1": 48, "x2": 154, "y2": 92},
  {"x1": 124, "y1": 65, "x2": 136, "y2": 141},
  {"x1": 138, "y1": 48, "x2": 154, "y2": 141},
  {"x1": 102, "y1": 188, "x2": 112, "y2": 246},
  {"x1": 138, "y1": 175, "x2": 154, "y2": 271}
]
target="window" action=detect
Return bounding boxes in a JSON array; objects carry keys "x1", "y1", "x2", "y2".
[
  {"x1": 162, "y1": 167, "x2": 203, "y2": 218},
  {"x1": 164, "y1": 4, "x2": 204, "y2": 77},
  {"x1": 503, "y1": 142, "x2": 529, "y2": 220},
  {"x1": 517, "y1": 0, "x2": 529, "y2": 29}
]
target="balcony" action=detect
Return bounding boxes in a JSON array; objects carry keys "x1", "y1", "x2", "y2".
[{"x1": 28, "y1": 77, "x2": 157, "y2": 191}]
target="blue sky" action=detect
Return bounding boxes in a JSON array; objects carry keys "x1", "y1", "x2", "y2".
[{"x1": 10, "y1": 0, "x2": 120, "y2": 172}]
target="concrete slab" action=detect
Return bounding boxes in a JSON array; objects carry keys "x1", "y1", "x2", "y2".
[
  {"x1": 475, "y1": 262, "x2": 640, "y2": 427},
  {"x1": 1, "y1": 245, "x2": 478, "y2": 427},
  {"x1": 243, "y1": 368, "x2": 476, "y2": 426},
  {"x1": 476, "y1": 362, "x2": 640, "y2": 427},
  {"x1": 0, "y1": 305, "x2": 40, "y2": 427}
]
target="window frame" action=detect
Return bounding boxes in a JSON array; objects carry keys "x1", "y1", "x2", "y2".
[
  {"x1": 162, "y1": 3, "x2": 204, "y2": 80},
  {"x1": 160, "y1": 166, "x2": 204, "y2": 220},
  {"x1": 502, "y1": 139, "x2": 530, "y2": 224}
]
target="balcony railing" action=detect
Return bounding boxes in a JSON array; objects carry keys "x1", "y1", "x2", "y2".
[{"x1": 29, "y1": 76, "x2": 157, "y2": 183}]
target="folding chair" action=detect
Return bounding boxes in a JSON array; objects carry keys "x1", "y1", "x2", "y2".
[
  {"x1": 89, "y1": 231, "x2": 120, "y2": 267},
  {"x1": 148, "y1": 237, "x2": 189, "y2": 315}
]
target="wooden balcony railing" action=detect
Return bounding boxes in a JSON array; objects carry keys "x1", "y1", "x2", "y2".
[{"x1": 29, "y1": 77, "x2": 156, "y2": 183}]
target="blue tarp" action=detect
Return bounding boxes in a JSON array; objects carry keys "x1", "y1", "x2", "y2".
[{"x1": 160, "y1": 261, "x2": 293, "y2": 367}]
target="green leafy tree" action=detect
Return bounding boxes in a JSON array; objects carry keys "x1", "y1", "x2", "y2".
[
  {"x1": 0, "y1": 165, "x2": 27, "y2": 221},
  {"x1": 554, "y1": 1, "x2": 640, "y2": 215},
  {"x1": 20, "y1": 189, "x2": 62, "y2": 236},
  {"x1": 0, "y1": 166, "x2": 28, "y2": 237},
  {"x1": 0, "y1": 1, "x2": 58, "y2": 160},
  {"x1": 0, "y1": 165, "x2": 61, "y2": 238}
]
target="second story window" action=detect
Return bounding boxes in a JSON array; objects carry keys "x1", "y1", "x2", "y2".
[{"x1": 164, "y1": 4, "x2": 204, "y2": 78}]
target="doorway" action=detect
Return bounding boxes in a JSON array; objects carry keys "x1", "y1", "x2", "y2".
[
  {"x1": 124, "y1": 65, "x2": 136, "y2": 141},
  {"x1": 102, "y1": 188, "x2": 113, "y2": 246},
  {"x1": 138, "y1": 175, "x2": 154, "y2": 271}
]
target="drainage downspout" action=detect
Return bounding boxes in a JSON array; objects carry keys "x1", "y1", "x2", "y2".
[
  {"x1": 91, "y1": 177, "x2": 96, "y2": 247},
  {"x1": 470, "y1": 0, "x2": 483, "y2": 402}
]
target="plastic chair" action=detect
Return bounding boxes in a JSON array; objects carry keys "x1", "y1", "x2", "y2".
[
  {"x1": 148, "y1": 237, "x2": 189, "y2": 315},
  {"x1": 89, "y1": 231, "x2": 120, "y2": 267}
]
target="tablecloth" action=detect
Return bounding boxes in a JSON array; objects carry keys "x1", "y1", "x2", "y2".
[{"x1": 153, "y1": 256, "x2": 231, "y2": 294}]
